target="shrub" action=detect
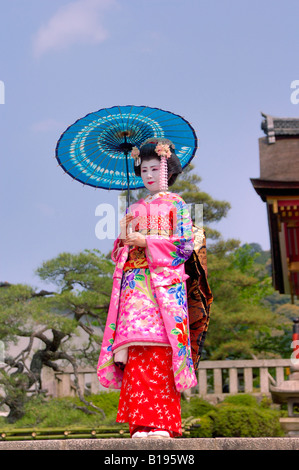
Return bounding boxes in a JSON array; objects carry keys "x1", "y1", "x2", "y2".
[
  {"x1": 83, "y1": 392, "x2": 120, "y2": 419},
  {"x1": 219, "y1": 393, "x2": 259, "y2": 408},
  {"x1": 1, "y1": 392, "x2": 121, "y2": 429},
  {"x1": 0, "y1": 391, "x2": 285, "y2": 438},
  {"x1": 181, "y1": 396, "x2": 216, "y2": 419},
  {"x1": 209, "y1": 404, "x2": 284, "y2": 437},
  {"x1": 183, "y1": 394, "x2": 284, "y2": 438},
  {"x1": 186, "y1": 415, "x2": 214, "y2": 438}
]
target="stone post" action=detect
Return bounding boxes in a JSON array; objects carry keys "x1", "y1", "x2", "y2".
[{"x1": 270, "y1": 318, "x2": 299, "y2": 436}]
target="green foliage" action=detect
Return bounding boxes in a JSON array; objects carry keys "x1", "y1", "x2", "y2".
[
  {"x1": 203, "y1": 241, "x2": 289, "y2": 360},
  {"x1": 9, "y1": 396, "x2": 86, "y2": 428},
  {"x1": 0, "y1": 393, "x2": 121, "y2": 429},
  {"x1": 80, "y1": 393, "x2": 121, "y2": 423},
  {"x1": 219, "y1": 393, "x2": 260, "y2": 408},
  {"x1": 0, "y1": 392, "x2": 284, "y2": 439},
  {"x1": 0, "y1": 250, "x2": 115, "y2": 342},
  {"x1": 171, "y1": 165, "x2": 231, "y2": 225},
  {"x1": 35, "y1": 249, "x2": 114, "y2": 291},
  {"x1": 0, "y1": 249, "x2": 117, "y2": 422},
  {"x1": 209, "y1": 405, "x2": 283, "y2": 437},
  {"x1": 0, "y1": 390, "x2": 286, "y2": 439},
  {"x1": 186, "y1": 415, "x2": 214, "y2": 438},
  {"x1": 181, "y1": 396, "x2": 216, "y2": 418},
  {"x1": 34, "y1": 249, "x2": 114, "y2": 327},
  {"x1": 185, "y1": 394, "x2": 284, "y2": 438},
  {"x1": 0, "y1": 284, "x2": 37, "y2": 341}
]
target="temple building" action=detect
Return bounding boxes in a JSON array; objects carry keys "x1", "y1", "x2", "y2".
[{"x1": 251, "y1": 113, "x2": 299, "y2": 302}]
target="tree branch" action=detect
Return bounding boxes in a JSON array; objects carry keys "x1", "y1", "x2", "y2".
[
  {"x1": 58, "y1": 351, "x2": 106, "y2": 418},
  {"x1": 31, "y1": 290, "x2": 55, "y2": 297}
]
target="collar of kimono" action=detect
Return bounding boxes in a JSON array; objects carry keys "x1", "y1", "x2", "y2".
[{"x1": 143, "y1": 191, "x2": 170, "y2": 203}]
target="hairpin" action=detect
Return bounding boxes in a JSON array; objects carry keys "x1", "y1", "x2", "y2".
[{"x1": 131, "y1": 146, "x2": 141, "y2": 166}]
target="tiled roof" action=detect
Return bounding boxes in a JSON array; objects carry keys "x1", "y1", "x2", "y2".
[{"x1": 261, "y1": 112, "x2": 299, "y2": 143}]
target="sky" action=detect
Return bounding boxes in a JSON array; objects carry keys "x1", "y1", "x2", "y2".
[{"x1": 1, "y1": 0, "x2": 299, "y2": 291}]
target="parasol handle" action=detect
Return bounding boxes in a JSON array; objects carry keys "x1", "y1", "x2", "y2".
[
  {"x1": 125, "y1": 151, "x2": 130, "y2": 208},
  {"x1": 125, "y1": 207, "x2": 133, "y2": 251},
  {"x1": 123, "y1": 134, "x2": 131, "y2": 209},
  {"x1": 125, "y1": 207, "x2": 132, "y2": 234}
]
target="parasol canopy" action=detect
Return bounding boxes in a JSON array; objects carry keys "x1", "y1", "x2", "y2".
[{"x1": 55, "y1": 105, "x2": 198, "y2": 206}]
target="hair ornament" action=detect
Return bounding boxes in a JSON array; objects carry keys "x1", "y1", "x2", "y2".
[
  {"x1": 159, "y1": 154, "x2": 169, "y2": 191},
  {"x1": 131, "y1": 146, "x2": 141, "y2": 166},
  {"x1": 155, "y1": 143, "x2": 172, "y2": 160}
]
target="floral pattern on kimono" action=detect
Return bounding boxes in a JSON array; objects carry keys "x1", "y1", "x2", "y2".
[
  {"x1": 97, "y1": 191, "x2": 198, "y2": 392},
  {"x1": 113, "y1": 267, "x2": 169, "y2": 350}
]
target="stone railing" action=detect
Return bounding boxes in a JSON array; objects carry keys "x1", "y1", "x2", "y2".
[
  {"x1": 41, "y1": 366, "x2": 104, "y2": 398},
  {"x1": 41, "y1": 359, "x2": 292, "y2": 401},
  {"x1": 192, "y1": 358, "x2": 292, "y2": 403}
]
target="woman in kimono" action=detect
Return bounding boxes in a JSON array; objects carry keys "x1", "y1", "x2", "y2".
[{"x1": 97, "y1": 138, "x2": 197, "y2": 439}]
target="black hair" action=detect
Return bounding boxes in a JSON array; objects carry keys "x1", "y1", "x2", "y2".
[{"x1": 133, "y1": 138, "x2": 182, "y2": 187}]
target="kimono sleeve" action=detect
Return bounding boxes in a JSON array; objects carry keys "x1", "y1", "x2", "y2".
[
  {"x1": 111, "y1": 236, "x2": 123, "y2": 264},
  {"x1": 145, "y1": 197, "x2": 194, "y2": 268}
]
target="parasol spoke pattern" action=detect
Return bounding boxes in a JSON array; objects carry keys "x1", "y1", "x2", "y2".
[{"x1": 55, "y1": 105, "x2": 197, "y2": 190}]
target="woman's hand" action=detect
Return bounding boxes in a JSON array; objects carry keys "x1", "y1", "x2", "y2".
[
  {"x1": 119, "y1": 213, "x2": 146, "y2": 247},
  {"x1": 119, "y1": 213, "x2": 134, "y2": 240},
  {"x1": 124, "y1": 232, "x2": 147, "y2": 248}
]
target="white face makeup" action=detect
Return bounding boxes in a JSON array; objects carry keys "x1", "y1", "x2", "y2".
[{"x1": 140, "y1": 158, "x2": 161, "y2": 194}]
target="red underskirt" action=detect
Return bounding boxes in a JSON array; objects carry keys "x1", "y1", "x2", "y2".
[{"x1": 116, "y1": 345, "x2": 182, "y2": 437}]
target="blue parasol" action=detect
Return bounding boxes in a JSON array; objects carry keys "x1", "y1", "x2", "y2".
[{"x1": 55, "y1": 105, "x2": 197, "y2": 207}]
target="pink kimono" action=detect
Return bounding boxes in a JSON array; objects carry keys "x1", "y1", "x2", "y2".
[{"x1": 97, "y1": 191, "x2": 198, "y2": 392}]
